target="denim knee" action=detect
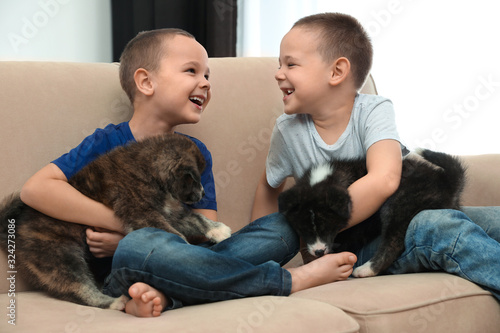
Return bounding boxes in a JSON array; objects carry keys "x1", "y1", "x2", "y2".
[
  {"x1": 215, "y1": 212, "x2": 300, "y2": 266},
  {"x1": 408, "y1": 209, "x2": 473, "y2": 253},
  {"x1": 267, "y1": 212, "x2": 298, "y2": 236},
  {"x1": 259, "y1": 212, "x2": 300, "y2": 253},
  {"x1": 462, "y1": 206, "x2": 500, "y2": 242},
  {"x1": 387, "y1": 209, "x2": 465, "y2": 273},
  {"x1": 412, "y1": 209, "x2": 471, "y2": 230},
  {"x1": 113, "y1": 228, "x2": 185, "y2": 271}
]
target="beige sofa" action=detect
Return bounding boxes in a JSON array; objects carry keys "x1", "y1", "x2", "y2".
[{"x1": 1, "y1": 59, "x2": 499, "y2": 333}]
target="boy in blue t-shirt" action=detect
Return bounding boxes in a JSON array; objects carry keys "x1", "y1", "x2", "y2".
[
  {"x1": 21, "y1": 28, "x2": 357, "y2": 317},
  {"x1": 253, "y1": 13, "x2": 500, "y2": 301}
]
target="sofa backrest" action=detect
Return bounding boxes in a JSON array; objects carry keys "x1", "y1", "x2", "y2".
[{"x1": 0, "y1": 61, "x2": 133, "y2": 197}]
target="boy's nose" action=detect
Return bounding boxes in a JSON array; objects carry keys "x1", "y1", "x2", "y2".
[
  {"x1": 201, "y1": 78, "x2": 211, "y2": 90},
  {"x1": 275, "y1": 67, "x2": 285, "y2": 81}
]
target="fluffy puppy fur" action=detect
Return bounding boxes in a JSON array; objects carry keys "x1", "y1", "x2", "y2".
[
  {"x1": 0, "y1": 133, "x2": 231, "y2": 309},
  {"x1": 279, "y1": 148, "x2": 466, "y2": 278}
]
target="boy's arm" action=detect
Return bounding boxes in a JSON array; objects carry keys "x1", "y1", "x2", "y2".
[
  {"x1": 251, "y1": 171, "x2": 286, "y2": 221},
  {"x1": 345, "y1": 139, "x2": 402, "y2": 229},
  {"x1": 194, "y1": 208, "x2": 218, "y2": 221},
  {"x1": 20, "y1": 163, "x2": 124, "y2": 233}
]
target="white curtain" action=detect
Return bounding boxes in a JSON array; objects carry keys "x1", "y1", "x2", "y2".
[{"x1": 237, "y1": 0, "x2": 500, "y2": 155}]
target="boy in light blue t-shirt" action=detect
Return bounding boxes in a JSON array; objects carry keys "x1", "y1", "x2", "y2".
[
  {"x1": 253, "y1": 12, "x2": 404, "y2": 239},
  {"x1": 253, "y1": 13, "x2": 500, "y2": 301}
]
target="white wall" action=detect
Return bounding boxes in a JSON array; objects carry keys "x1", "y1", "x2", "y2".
[
  {"x1": 237, "y1": 0, "x2": 500, "y2": 155},
  {"x1": 0, "y1": 0, "x2": 112, "y2": 62}
]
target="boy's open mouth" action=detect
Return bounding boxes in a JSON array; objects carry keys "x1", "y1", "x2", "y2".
[
  {"x1": 281, "y1": 88, "x2": 294, "y2": 101},
  {"x1": 189, "y1": 96, "x2": 205, "y2": 107}
]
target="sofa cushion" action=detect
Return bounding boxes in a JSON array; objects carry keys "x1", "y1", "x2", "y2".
[
  {"x1": 290, "y1": 273, "x2": 500, "y2": 333},
  {"x1": 0, "y1": 292, "x2": 360, "y2": 333}
]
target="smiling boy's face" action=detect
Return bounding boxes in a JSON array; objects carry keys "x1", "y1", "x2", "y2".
[
  {"x1": 148, "y1": 35, "x2": 211, "y2": 127},
  {"x1": 275, "y1": 27, "x2": 334, "y2": 116}
]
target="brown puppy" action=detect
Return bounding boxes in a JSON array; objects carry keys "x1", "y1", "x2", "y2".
[{"x1": 0, "y1": 133, "x2": 231, "y2": 309}]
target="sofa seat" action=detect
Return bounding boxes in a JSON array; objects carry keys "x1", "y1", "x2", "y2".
[
  {"x1": 292, "y1": 273, "x2": 500, "y2": 332},
  {"x1": 0, "y1": 292, "x2": 360, "y2": 333}
]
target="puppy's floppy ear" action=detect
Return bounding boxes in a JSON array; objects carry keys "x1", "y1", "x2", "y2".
[
  {"x1": 178, "y1": 166, "x2": 200, "y2": 188},
  {"x1": 170, "y1": 165, "x2": 204, "y2": 202},
  {"x1": 181, "y1": 168, "x2": 195, "y2": 182},
  {"x1": 186, "y1": 143, "x2": 206, "y2": 173},
  {"x1": 278, "y1": 187, "x2": 300, "y2": 214}
]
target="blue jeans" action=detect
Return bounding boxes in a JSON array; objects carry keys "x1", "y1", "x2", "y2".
[
  {"x1": 102, "y1": 213, "x2": 299, "y2": 309},
  {"x1": 354, "y1": 207, "x2": 500, "y2": 301}
]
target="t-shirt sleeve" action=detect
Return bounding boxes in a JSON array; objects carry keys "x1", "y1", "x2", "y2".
[
  {"x1": 52, "y1": 122, "x2": 135, "y2": 180},
  {"x1": 52, "y1": 129, "x2": 114, "y2": 180},
  {"x1": 361, "y1": 98, "x2": 402, "y2": 150},
  {"x1": 265, "y1": 124, "x2": 294, "y2": 188}
]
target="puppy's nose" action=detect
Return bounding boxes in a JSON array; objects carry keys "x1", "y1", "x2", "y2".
[{"x1": 315, "y1": 249, "x2": 325, "y2": 257}]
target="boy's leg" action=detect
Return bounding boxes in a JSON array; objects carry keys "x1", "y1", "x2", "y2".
[
  {"x1": 385, "y1": 209, "x2": 500, "y2": 300},
  {"x1": 103, "y1": 213, "x2": 356, "y2": 310},
  {"x1": 103, "y1": 213, "x2": 299, "y2": 309},
  {"x1": 207, "y1": 212, "x2": 300, "y2": 266},
  {"x1": 204, "y1": 213, "x2": 359, "y2": 294},
  {"x1": 103, "y1": 227, "x2": 292, "y2": 309},
  {"x1": 354, "y1": 207, "x2": 500, "y2": 268},
  {"x1": 461, "y1": 206, "x2": 500, "y2": 242}
]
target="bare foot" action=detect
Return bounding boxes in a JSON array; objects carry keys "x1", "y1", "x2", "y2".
[
  {"x1": 287, "y1": 252, "x2": 357, "y2": 293},
  {"x1": 125, "y1": 282, "x2": 170, "y2": 317}
]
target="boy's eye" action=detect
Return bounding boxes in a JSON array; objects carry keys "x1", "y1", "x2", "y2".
[
  {"x1": 187, "y1": 68, "x2": 196, "y2": 73},
  {"x1": 204, "y1": 75, "x2": 210, "y2": 80},
  {"x1": 277, "y1": 64, "x2": 295, "y2": 69}
]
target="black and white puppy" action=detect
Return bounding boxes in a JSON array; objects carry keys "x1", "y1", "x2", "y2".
[{"x1": 278, "y1": 148, "x2": 466, "y2": 278}]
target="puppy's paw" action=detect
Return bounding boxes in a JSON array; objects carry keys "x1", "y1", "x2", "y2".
[
  {"x1": 352, "y1": 261, "x2": 376, "y2": 278},
  {"x1": 109, "y1": 295, "x2": 129, "y2": 311},
  {"x1": 206, "y1": 223, "x2": 232, "y2": 243}
]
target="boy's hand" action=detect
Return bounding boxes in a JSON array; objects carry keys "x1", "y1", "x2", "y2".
[{"x1": 86, "y1": 228, "x2": 124, "y2": 258}]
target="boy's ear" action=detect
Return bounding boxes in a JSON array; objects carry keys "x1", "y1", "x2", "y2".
[
  {"x1": 134, "y1": 68, "x2": 155, "y2": 97},
  {"x1": 329, "y1": 57, "x2": 351, "y2": 86}
]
